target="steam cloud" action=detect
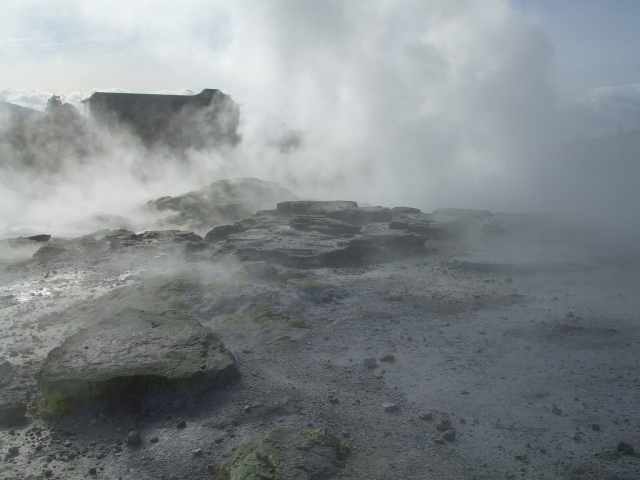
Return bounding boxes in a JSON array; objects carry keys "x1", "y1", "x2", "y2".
[{"x1": 1, "y1": 0, "x2": 639, "y2": 242}]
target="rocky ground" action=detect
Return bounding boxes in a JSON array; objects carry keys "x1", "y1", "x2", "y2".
[{"x1": 1, "y1": 178, "x2": 639, "y2": 479}]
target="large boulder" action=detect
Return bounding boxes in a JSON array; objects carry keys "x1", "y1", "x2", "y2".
[{"x1": 36, "y1": 309, "x2": 237, "y2": 413}]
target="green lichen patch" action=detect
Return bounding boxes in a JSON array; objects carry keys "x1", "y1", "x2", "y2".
[
  {"x1": 214, "y1": 427, "x2": 348, "y2": 480},
  {"x1": 219, "y1": 294, "x2": 298, "y2": 332}
]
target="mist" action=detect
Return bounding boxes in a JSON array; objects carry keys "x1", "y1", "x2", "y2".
[{"x1": 1, "y1": 0, "x2": 639, "y2": 243}]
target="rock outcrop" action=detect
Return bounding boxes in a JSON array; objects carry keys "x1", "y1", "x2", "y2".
[
  {"x1": 206, "y1": 201, "x2": 427, "y2": 268},
  {"x1": 36, "y1": 309, "x2": 237, "y2": 413},
  {"x1": 147, "y1": 178, "x2": 298, "y2": 232}
]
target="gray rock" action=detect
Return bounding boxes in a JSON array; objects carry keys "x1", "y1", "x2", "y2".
[
  {"x1": 125, "y1": 430, "x2": 142, "y2": 446},
  {"x1": 390, "y1": 212, "x2": 472, "y2": 239},
  {"x1": 31, "y1": 229, "x2": 210, "y2": 265},
  {"x1": 0, "y1": 395, "x2": 27, "y2": 425},
  {"x1": 383, "y1": 403, "x2": 399, "y2": 413},
  {"x1": 147, "y1": 178, "x2": 298, "y2": 232},
  {"x1": 290, "y1": 215, "x2": 362, "y2": 236},
  {"x1": 36, "y1": 308, "x2": 238, "y2": 413},
  {"x1": 229, "y1": 223, "x2": 426, "y2": 269},
  {"x1": 363, "y1": 358, "x2": 377, "y2": 368},
  {"x1": 277, "y1": 200, "x2": 391, "y2": 226},
  {"x1": 242, "y1": 261, "x2": 277, "y2": 280}
]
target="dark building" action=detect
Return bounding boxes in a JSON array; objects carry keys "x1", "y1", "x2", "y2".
[{"x1": 82, "y1": 89, "x2": 240, "y2": 149}]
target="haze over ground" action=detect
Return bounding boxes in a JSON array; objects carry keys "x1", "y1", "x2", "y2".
[{"x1": 1, "y1": 0, "x2": 639, "y2": 243}]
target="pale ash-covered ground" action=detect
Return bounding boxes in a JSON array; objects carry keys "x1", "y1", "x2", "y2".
[{"x1": 1, "y1": 229, "x2": 639, "y2": 479}]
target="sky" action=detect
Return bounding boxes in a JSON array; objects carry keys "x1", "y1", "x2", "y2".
[{"x1": 0, "y1": 0, "x2": 639, "y2": 238}]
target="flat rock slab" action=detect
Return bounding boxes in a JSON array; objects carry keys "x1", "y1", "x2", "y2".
[{"x1": 36, "y1": 308, "x2": 237, "y2": 412}]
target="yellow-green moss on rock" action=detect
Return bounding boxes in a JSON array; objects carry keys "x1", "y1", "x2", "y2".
[{"x1": 36, "y1": 308, "x2": 238, "y2": 413}]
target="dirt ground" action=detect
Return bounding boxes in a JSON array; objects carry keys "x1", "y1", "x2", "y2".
[{"x1": 1, "y1": 229, "x2": 639, "y2": 479}]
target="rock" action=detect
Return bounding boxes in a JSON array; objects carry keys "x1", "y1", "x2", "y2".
[
  {"x1": 36, "y1": 308, "x2": 238, "y2": 413},
  {"x1": 443, "y1": 429, "x2": 456, "y2": 442},
  {"x1": 418, "y1": 412, "x2": 433, "y2": 421},
  {"x1": 0, "y1": 362, "x2": 28, "y2": 425},
  {"x1": 277, "y1": 200, "x2": 358, "y2": 217},
  {"x1": 215, "y1": 427, "x2": 348, "y2": 480},
  {"x1": 242, "y1": 261, "x2": 277, "y2": 280},
  {"x1": 289, "y1": 215, "x2": 362, "y2": 236},
  {"x1": 230, "y1": 225, "x2": 426, "y2": 269},
  {"x1": 27, "y1": 234, "x2": 52, "y2": 242},
  {"x1": 176, "y1": 418, "x2": 187, "y2": 429},
  {"x1": 31, "y1": 229, "x2": 210, "y2": 265},
  {"x1": 363, "y1": 358, "x2": 377, "y2": 368},
  {"x1": 616, "y1": 441, "x2": 634, "y2": 455},
  {"x1": 379, "y1": 354, "x2": 395, "y2": 362},
  {"x1": 277, "y1": 200, "x2": 392, "y2": 226},
  {"x1": 147, "y1": 178, "x2": 298, "y2": 232},
  {"x1": 204, "y1": 223, "x2": 246, "y2": 243},
  {"x1": 391, "y1": 207, "x2": 422, "y2": 215},
  {"x1": 436, "y1": 419, "x2": 452, "y2": 431},
  {"x1": 125, "y1": 430, "x2": 142, "y2": 446},
  {"x1": 0, "y1": 396, "x2": 27, "y2": 425},
  {"x1": 383, "y1": 403, "x2": 399, "y2": 413},
  {"x1": 389, "y1": 212, "x2": 473, "y2": 239}
]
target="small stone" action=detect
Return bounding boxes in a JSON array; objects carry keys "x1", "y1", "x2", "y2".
[
  {"x1": 363, "y1": 357, "x2": 377, "y2": 368},
  {"x1": 515, "y1": 454, "x2": 528, "y2": 461},
  {"x1": 616, "y1": 441, "x2": 634, "y2": 455},
  {"x1": 443, "y1": 429, "x2": 456, "y2": 442},
  {"x1": 436, "y1": 419, "x2": 452, "y2": 432},
  {"x1": 433, "y1": 438, "x2": 445, "y2": 445},
  {"x1": 418, "y1": 412, "x2": 433, "y2": 421},
  {"x1": 125, "y1": 430, "x2": 142, "y2": 446},
  {"x1": 7, "y1": 446, "x2": 20, "y2": 457},
  {"x1": 149, "y1": 436, "x2": 159, "y2": 443},
  {"x1": 379, "y1": 354, "x2": 395, "y2": 362},
  {"x1": 176, "y1": 418, "x2": 186, "y2": 429},
  {"x1": 572, "y1": 433, "x2": 581, "y2": 441},
  {"x1": 590, "y1": 423, "x2": 601, "y2": 431},
  {"x1": 328, "y1": 396, "x2": 339, "y2": 405},
  {"x1": 44, "y1": 470, "x2": 53, "y2": 478},
  {"x1": 193, "y1": 448, "x2": 204, "y2": 456},
  {"x1": 550, "y1": 404, "x2": 562, "y2": 415},
  {"x1": 383, "y1": 403, "x2": 399, "y2": 413},
  {"x1": 89, "y1": 467, "x2": 97, "y2": 475}
]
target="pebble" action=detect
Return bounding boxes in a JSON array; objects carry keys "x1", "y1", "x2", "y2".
[
  {"x1": 176, "y1": 418, "x2": 187, "y2": 429},
  {"x1": 436, "y1": 419, "x2": 452, "y2": 432},
  {"x1": 363, "y1": 357, "x2": 377, "y2": 368},
  {"x1": 125, "y1": 430, "x2": 142, "y2": 446},
  {"x1": 616, "y1": 441, "x2": 634, "y2": 455},
  {"x1": 443, "y1": 429, "x2": 456, "y2": 442},
  {"x1": 383, "y1": 403, "x2": 399, "y2": 413},
  {"x1": 418, "y1": 412, "x2": 433, "y2": 421}
]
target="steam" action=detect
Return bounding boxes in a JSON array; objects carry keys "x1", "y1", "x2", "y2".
[{"x1": 1, "y1": 0, "x2": 639, "y2": 242}]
